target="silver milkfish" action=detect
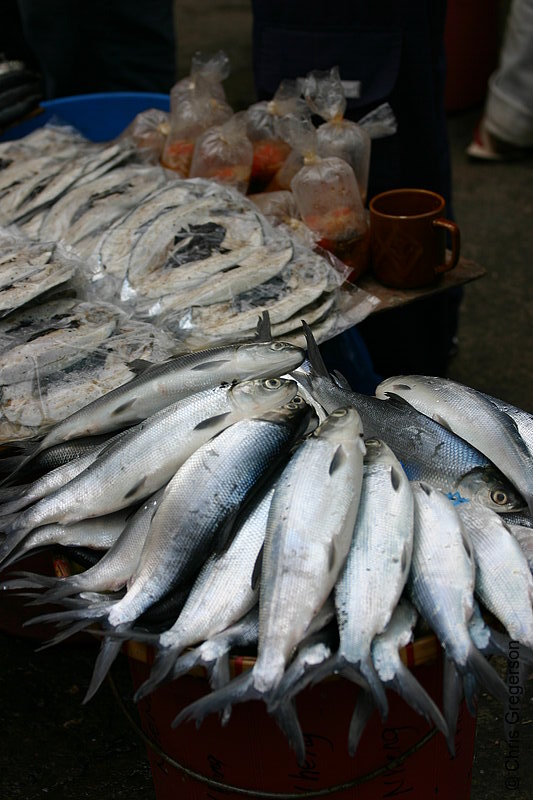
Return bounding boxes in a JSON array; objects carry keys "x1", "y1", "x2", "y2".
[
  {"x1": 273, "y1": 437, "x2": 415, "y2": 734},
  {"x1": 480, "y1": 391, "x2": 533, "y2": 459},
  {"x1": 103, "y1": 395, "x2": 310, "y2": 632},
  {"x1": 348, "y1": 599, "x2": 449, "y2": 755},
  {"x1": 13, "y1": 339, "x2": 305, "y2": 465},
  {"x1": 457, "y1": 501, "x2": 533, "y2": 649},
  {"x1": 0, "y1": 511, "x2": 130, "y2": 571},
  {"x1": 376, "y1": 376, "x2": 533, "y2": 516},
  {"x1": 172, "y1": 406, "x2": 365, "y2": 730},
  {"x1": 49, "y1": 396, "x2": 308, "y2": 700},
  {"x1": 168, "y1": 605, "x2": 260, "y2": 691},
  {"x1": 134, "y1": 483, "x2": 281, "y2": 700},
  {"x1": 5, "y1": 489, "x2": 166, "y2": 600},
  {"x1": 0, "y1": 377, "x2": 298, "y2": 560},
  {"x1": 407, "y1": 482, "x2": 508, "y2": 727},
  {"x1": 295, "y1": 324, "x2": 525, "y2": 514}
]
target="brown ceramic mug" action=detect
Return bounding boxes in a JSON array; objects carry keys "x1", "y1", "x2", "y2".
[{"x1": 369, "y1": 188, "x2": 461, "y2": 288}]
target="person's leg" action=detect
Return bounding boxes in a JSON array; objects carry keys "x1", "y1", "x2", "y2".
[{"x1": 484, "y1": 0, "x2": 533, "y2": 147}]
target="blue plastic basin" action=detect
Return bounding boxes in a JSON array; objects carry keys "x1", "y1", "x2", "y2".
[{"x1": 0, "y1": 91, "x2": 170, "y2": 143}]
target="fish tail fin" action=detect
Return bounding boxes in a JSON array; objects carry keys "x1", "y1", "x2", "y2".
[
  {"x1": 347, "y1": 690, "x2": 375, "y2": 757},
  {"x1": 23, "y1": 601, "x2": 111, "y2": 629},
  {"x1": 467, "y1": 642, "x2": 508, "y2": 707},
  {"x1": 273, "y1": 700, "x2": 306, "y2": 766},
  {"x1": 349, "y1": 656, "x2": 388, "y2": 720},
  {"x1": 171, "y1": 669, "x2": 258, "y2": 730},
  {"x1": 133, "y1": 648, "x2": 180, "y2": 702},
  {"x1": 210, "y1": 653, "x2": 231, "y2": 690},
  {"x1": 35, "y1": 619, "x2": 96, "y2": 651},
  {"x1": 0, "y1": 444, "x2": 42, "y2": 488},
  {"x1": 389, "y1": 661, "x2": 449, "y2": 740},
  {"x1": 83, "y1": 633, "x2": 126, "y2": 703},
  {"x1": 0, "y1": 521, "x2": 30, "y2": 565},
  {"x1": 169, "y1": 647, "x2": 203, "y2": 682},
  {"x1": 442, "y1": 656, "x2": 462, "y2": 757},
  {"x1": 0, "y1": 570, "x2": 58, "y2": 592},
  {"x1": 0, "y1": 494, "x2": 31, "y2": 517}
]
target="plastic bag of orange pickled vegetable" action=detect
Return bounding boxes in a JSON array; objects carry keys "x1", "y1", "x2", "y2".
[
  {"x1": 303, "y1": 67, "x2": 397, "y2": 206},
  {"x1": 161, "y1": 51, "x2": 233, "y2": 176},
  {"x1": 246, "y1": 79, "x2": 307, "y2": 193},
  {"x1": 189, "y1": 112, "x2": 253, "y2": 194},
  {"x1": 249, "y1": 190, "x2": 316, "y2": 248},
  {"x1": 291, "y1": 154, "x2": 369, "y2": 282}
]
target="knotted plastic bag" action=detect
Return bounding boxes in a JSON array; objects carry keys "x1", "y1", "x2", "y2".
[{"x1": 161, "y1": 51, "x2": 233, "y2": 176}]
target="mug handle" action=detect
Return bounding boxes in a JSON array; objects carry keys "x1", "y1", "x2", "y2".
[{"x1": 432, "y1": 218, "x2": 461, "y2": 274}]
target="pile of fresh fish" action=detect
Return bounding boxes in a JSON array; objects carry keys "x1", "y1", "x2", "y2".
[{"x1": 1, "y1": 321, "x2": 533, "y2": 765}]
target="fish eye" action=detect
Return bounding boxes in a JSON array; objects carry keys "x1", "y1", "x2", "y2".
[
  {"x1": 270, "y1": 342, "x2": 286, "y2": 351},
  {"x1": 365, "y1": 438, "x2": 380, "y2": 447},
  {"x1": 331, "y1": 408, "x2": 347, "y2": 417},
  {"x1": 490, "y1": 488, "x2": 509, "y2": 506},
  {"x1": 264, "y1": 378, "x2": 282, "y2": 389}
]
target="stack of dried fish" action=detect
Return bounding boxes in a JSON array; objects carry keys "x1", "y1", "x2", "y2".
[
  {"x1": 0, "y1": 126, "x2": 139, "y2": 236},
  {"x1": 1, "y1": 322, "x2": 533, "y2": 765},
  {"x1": 1, "y1": 122, "x2": 379, "y2": 354},
  {"x1": 0, "y1": 294, "x2": 179, "y2": 443}
]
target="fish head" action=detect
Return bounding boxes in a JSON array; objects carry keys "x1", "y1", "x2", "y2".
[
  {"x1": 314, "y1": 407, "x2": 365, "y2": 452},
  {"x1": 235, "y1": 341, "x2": 305, "y2": 378},
  {"x1": 254, "y1": 393, "x2": 318, "y2": 432},
  {"x1": 457, "y1": 467, "x2": 526, "y2": 513},
  {"x1": 229, "y1": 376, "x2": 298, "y2": 415}
]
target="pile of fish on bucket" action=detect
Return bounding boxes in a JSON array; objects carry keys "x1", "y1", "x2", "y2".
[{"x1": 1, "y1": 319, "x2": 533, "y2": 765}]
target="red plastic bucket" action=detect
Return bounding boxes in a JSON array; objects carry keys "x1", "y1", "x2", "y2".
[{"x1": 124, "y1": 637, "x2": 476, "y2": 800}]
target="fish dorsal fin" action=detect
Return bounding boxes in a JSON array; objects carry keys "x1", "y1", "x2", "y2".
[
  {"x1": 255, "y1": 311, "x2": 272, "y2": 343},
  {"x1": 251, "y1": 544, "x2": 263, "y2": 591},
  {"x1": 301, "y1": 320, "x2": 329, "y2": 378},
  {"x1": 332, "y1": 370, "x2": 351, "y2": 390},
  {"x1": 382, "y1": 391, "x2": 411, "y2": 408},
  {"x1": 127, "y1": 358, "x2": 154, "y2": 376}
]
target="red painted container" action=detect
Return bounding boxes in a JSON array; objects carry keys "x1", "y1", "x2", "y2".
[
  {"x1": 126, "y1": 637, "x2": 476, "y2": 800},
  {"x1": 444, "y1": 0, "x2": 500, "y2": 112}
]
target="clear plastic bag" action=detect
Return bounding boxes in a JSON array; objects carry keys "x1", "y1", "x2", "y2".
[
  {"x1": 189, "y1": 112, "x2": 253, "y2": 194},
  {"x1": 0, "y1": 297, "x2": 179, "y2": 442},
  {"x1": 303, "y1": 67, "x2": 371, "y2": 204},
  {"x1": 303, "y1": 67, "x2": 397, "y2": 205},
  {"x1": 118, "y1": 108, "x2": 170, "y2": 164},
  {"x1": 161, "y1": 51, "x2": 233, "y2": 177},
  {"x1": 246, "y1": 80, "x2": 306, "y2": 192},
  {"x1": 249, "y1": 190, "x2": 316, "y2": 249}
]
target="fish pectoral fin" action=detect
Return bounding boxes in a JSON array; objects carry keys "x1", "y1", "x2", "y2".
[
  {"x1": 124, "y1": 476, "x2": 147, "y2": 500},
  {"x1": 111, "y1": 398, "x2": 137, "y2": 416},
  {"x1": 329, "y1": 444, "x2": 347, "y2": 476},
  {"x1": 194, "y1": 411, "x2": 232, "y2": 431}
]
